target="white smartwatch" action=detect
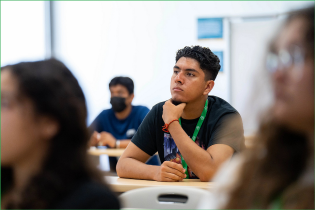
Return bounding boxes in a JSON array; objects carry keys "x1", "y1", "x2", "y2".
[{"x1": 115, "y1": 140, "x2": 121, "y2": 148}]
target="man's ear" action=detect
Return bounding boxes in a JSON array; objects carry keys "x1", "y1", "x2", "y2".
[
  {"x1": 204, "y1": 80, "x2": 215, "y2": 95},
  {"x1": 39, "y1": 117, "x2": 59, "y2": 141},
  {"x1": 129, "y1": 93, "x2": 134, "y2": 101},
  {"x1": 126, "y1": 93, "x2": 134, "y2": 105}
]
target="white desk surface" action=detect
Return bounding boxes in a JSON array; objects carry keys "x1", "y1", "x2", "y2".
[
  {"x1": 88, "y1": 148, "x2": 125, "y2": 157},
  {"x1": 105, "y1": 176, "x2": 214, "y2": 193}
]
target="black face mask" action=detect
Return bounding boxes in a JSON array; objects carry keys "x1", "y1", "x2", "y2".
[{"x1": 110, "y1": 97, "x2": 127, "y2": 113}]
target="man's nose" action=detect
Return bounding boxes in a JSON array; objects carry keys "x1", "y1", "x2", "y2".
[{"x1": 174, "y1": 72, "x2": 184, "y2": 84}]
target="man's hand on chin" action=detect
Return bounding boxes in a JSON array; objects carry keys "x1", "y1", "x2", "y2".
[{"x1": 162, "y1": 99, "x2": 186, "y2": 124}]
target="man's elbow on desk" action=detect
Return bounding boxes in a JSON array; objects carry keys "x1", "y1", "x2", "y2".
[
  {"x1": 194, "y1": 148, "x2": 234, "y2": 182},
  {"x1": 116, "y1": 142, "x2": 155, "y2": 179},
  {"x1": 196, "y1": 168, "x2": 217, "y2": 182},
  {"x1": 116, "y1": 157, "x2": 138, "y2": 178},
  {"x1": 116, "y1": 157, "x2": 126, "y2": 178}
]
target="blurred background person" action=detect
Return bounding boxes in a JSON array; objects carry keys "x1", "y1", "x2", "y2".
[
  {"x1": 1, "y1": 59, "x2": 120, "y2": 209},
  {"x1": 199, "y1": 6, "x2": 314, "y2": 209},
  {"x1": 89, "y1": 77, "x2": 147, "y2": 149},
  {"x1": 89, "y1": 76, "x2": 160, "y2": 172}
]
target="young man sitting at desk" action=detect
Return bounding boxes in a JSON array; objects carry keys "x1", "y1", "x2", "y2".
[
  {"x1": 89, "y1": 77, "x2": 159, "y2": 172},
  {"x1": 117, "y1": 46, "x2": 245, "y2": 181}
]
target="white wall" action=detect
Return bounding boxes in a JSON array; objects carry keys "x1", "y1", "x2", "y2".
[
  {"x1": 1, "y1": 1, "x2": 46, "y2": 66},
  {"x1": 53, "y1": 1, "x2": 313, "y2": 131},
  {"x1": 230, "y1": 19, "x2": 285, "y2": 135}
]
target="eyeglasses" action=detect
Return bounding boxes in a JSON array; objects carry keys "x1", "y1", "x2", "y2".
[{"x1": 266, "y1": 45, "x2": 305, "y2": 79}]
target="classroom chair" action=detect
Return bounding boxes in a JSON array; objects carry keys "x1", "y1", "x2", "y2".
[{"x1": 119, "y1": 186, "x2": 212, "y2": 209}]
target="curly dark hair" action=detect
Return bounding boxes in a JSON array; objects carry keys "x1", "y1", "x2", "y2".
[
  {"x1": 175, "y1": 45, "x2": 221, "y2": 81},
  {"x1": 1, "y1": 59, "x2": 106, "y2": 209}
]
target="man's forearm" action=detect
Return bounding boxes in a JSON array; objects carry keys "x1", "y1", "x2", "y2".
[
  {"x1": 117, "y1": 139, "x2": 131, "y2": 148},
  {"x1": 116, "y1": 157, "x2": 159, "y2": 180},
  {"x1": 168, "y1": 121, "x2": 216, "y2": 181}
]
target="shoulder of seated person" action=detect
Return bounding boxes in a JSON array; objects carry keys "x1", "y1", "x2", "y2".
[
  {"x1": 134, "y1": 105, "x2": 149, "y2": 109},
  {"x1": 220, "y1": 112, "x2": 242, "y2": 122},
  {"x1": 133, "y1": 105, "x2": 150, "y2": 112},
  {"x1": 100, "y1": 109, "x2": 112, "y2": 115},
  {"x1": 209, "y1": 96, "x2": 239, "y2": 114},
  {"x1": 151, "y1": 101, "x2": 166, "y2": 110}
]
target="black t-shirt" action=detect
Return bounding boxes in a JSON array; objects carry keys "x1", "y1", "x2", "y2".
[{"x1": 131, "y1": 96, "x2": 245, "y2": 178}]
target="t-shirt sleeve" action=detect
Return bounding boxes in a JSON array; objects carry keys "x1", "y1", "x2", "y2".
[
  {"x1": 131, "y1": 105, "x2": 158, "y2": 156},
  {"x1": 208, "y1": 112, "x2": 245, "y2": 153}
]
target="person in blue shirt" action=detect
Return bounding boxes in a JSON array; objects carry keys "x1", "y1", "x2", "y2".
[{"x1": 89, "y1": 76, "x2": 159, "y2": 171}]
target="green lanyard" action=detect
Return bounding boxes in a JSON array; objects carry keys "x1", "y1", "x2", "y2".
[
  {"x1": 178, "y1": 99, "x2": 208, "y2": 178},
  {"x1": 271, "y1": 195, "x2": 282, "y2": 210}
]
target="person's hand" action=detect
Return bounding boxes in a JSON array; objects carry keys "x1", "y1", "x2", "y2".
[
  {"x1": 162, "y1": 99, "x2": 186, "y2": 124},
  {"x1": 97, "y1": 131, "x2": 116, "y2": 148},
  {"x1": 154, "y1": 161, "x2": 186, "y2": 182},
  {"x1": 89, "y1": 131, "x2": 100, "y2": 147}
]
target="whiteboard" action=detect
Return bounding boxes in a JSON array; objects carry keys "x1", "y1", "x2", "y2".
[{"x1": 229, "y1": 17, "x2": 284, "y2": 135}]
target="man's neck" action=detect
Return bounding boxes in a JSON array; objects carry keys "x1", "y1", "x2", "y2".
[
  {"x1": 181, "y1": 96, "x2": 207, "y2": 120},
  {"x1": 115, "y1": 105, "x2": 132, "y2": 120}
]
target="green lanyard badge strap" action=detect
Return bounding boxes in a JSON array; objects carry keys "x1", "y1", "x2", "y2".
[
  {"x1": 271, "y1": 195, "x2": 283, "y2": 210},
  {"x1": 178, "y1": 99, "x2": 208, "y2": 178}
]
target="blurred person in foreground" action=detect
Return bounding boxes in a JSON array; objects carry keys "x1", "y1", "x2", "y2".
[
  {"x1": 199, "y1": 6, "x2": 314, "y2": 209},
  {"x1": 1, "y1": 59, "x2": 120, "y2": 209},
  {"x1": 117, "y1": 46, "x2": 245, "y2": 182},
  {"x1": 89, "y1": 76, "x2": 159, "y2": 172}
]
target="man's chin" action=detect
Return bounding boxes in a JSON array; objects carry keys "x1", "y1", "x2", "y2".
[{"x1": 171, "y1": 98, "x2": 184, "y2": 106}]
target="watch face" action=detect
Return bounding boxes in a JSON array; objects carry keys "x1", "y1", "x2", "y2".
[
  {"x1": 126, "y1": 128, "x2": 136, "y2": 139},
  {"x1": 96, "y1": 146, "x2": 108, "y2": 149}
]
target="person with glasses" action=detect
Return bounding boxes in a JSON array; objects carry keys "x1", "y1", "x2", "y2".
[
  {"x1": 199, "y1": 6, "x2": 314, "y2": 209},
  {"x1": 117, "y1": 45, "x2": 245, "y2": 182}
]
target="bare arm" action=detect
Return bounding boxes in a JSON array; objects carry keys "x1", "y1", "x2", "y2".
[
  {"x1": 168, "y1": 122, "x2": 234, "y2": 181},
  {"x1": 88, "y1": 131, "x2": 131, "y2": 148},
  {"x1": 116, "y1": 142, "x2": 156, "y2": 180},
  {"x1": 162, "y1": 100, "x2": 236, "y2": 181},
  {"x1": 116, "y1": 139, "x2": 131, "y2": 148},
  {"x1": 116, "y1": 142, "x2": 186, "y2": 181}
]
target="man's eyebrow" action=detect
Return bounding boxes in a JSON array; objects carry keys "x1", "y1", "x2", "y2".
[
  {"x1": 185, "y1": 69, "x2": 198, "y2": 73},
  {"x1": 173, "y1": 66, "x2": 199, "y2": 73}
]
